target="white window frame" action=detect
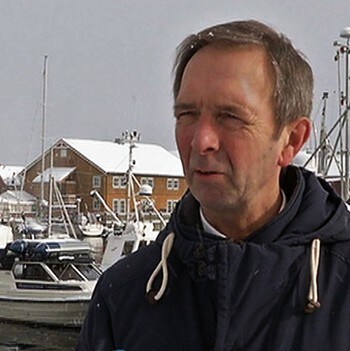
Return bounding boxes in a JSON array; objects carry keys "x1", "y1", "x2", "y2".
[
  {"x1": 141, "y1": 177, "x2": 154, "y2": 189},
  {"x1": 173, "y1": 178, "x2": 179, "y2": 190},
  {"x1": 166, "y1": 200, "x2": 177, "y2": 213},
  {"x1": 92, "y1": 175, "x2": 101, "y2": 188},
  {"x1": 167, "y1": 178, "x2": 179, "y2": 190},
  {"x1": 112, "y1": 175, "x2": 126, "y2": 189},
  {"x1": 59, "y1": 148, "x2": 68, "y2": 158},
  {"x1": 113, "y1": 199, "x2": 126, "y2": 214},
  {"x1": 92, "y1": 199, "x2": 100, "y2": 211}
]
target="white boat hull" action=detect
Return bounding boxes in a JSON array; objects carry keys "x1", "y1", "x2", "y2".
[
  {"x1": 0, "y1": 297, "x2": 89, "y2": 327},
  {"x1": 0, "y1": 224, "x2": 13, "y2": 248},
  {"x1": 0, "y1": 258, "x2": 97, "y2": 327}
]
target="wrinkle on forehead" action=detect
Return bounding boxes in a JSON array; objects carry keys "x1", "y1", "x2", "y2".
[{"x1": 177, "y1": 44, "x2": 276, "y2": 121}]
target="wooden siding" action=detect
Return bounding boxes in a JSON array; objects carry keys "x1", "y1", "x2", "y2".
[{"x1": 23, "y1": 141, "x2": 187, "y2": 218}]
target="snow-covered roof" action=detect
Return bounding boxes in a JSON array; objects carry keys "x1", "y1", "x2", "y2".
[
  {"x1": 60, "y1": 138, "x2": 184, "y2": 177},
  {"x1": 33, "y1": 167, "x2": 75, "y2": 183},
  {"x1": 0, "y1": 165, "x2": 24, "y2": 186},
  {"x1": 0, "y1": 190, "x2": 37, "y2": 204}
]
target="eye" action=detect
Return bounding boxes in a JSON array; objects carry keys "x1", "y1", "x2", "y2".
[
  {"x1": 217, "y1": 111, "x2": 249, "y2": 129},
  {"x1": 221, "y1": 112, "x2": 238, "y2": 119},
  {"x1": 174, "y1": 110, "x2": 199, "y2": 124},
  {"x1": 218, "y1": 112, "x2": 241, "y2": 122}
]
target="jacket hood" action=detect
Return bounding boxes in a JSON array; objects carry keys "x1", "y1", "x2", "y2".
[{"x1": 147, "y1": 166, "x2": 350, "y2": 349}]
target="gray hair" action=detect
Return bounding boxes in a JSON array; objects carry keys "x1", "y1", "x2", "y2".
[{"x1": 173, "y1": 20, "x2": 314, "y2": 130}]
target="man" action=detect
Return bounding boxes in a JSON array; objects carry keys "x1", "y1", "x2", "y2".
[{"x1": 77, "y1": 20, "x2": 350, "y2": 351}]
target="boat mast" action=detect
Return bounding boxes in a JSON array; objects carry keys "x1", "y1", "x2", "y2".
[
  {"x1": 47, "y1": 147, "x2": 53, "y2": 236},
  {"x1": 335, "y1": 28, "x2": 350, "y2": 201},
  {"x1": 124, "y1": 130, "x2": 140, "y2": 221},
  {"x1": 304, "y1": 29, "x2": 350, "y2": 201},
  {"x1": 317, "y1": 92, "x2": 329, "y2": 176},
  {"x1": 40, "y1": 54, "x2": 48, "y2": 213}
]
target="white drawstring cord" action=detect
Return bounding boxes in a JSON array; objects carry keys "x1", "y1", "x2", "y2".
[
  {"x1": 305, "y1": 238, "x2": 321, "y2": 313},
  {"x1": 146, "y1": 232, "x2": 175, "y2": 303},
  {"x1": 146, "y1": 233, "x2": 322, "y2": 310}
]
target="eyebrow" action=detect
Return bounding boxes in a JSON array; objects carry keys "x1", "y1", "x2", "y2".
[
  {"x1": 220, "y1": 103, "x2": 254, "y2": 116},
  {"x1": 174, "y1": 102, "x2": 252, "y2": 116},
  {"x1": 173, "y1": 102, "x2": 197, "y2": 113}
]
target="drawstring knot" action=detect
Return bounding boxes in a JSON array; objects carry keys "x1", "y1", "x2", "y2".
[
  {"x1": 146, "y1": 232, "x2": 175, "y2": 303},
  {"x1": 304, "y1": 238, "x2": 321, "y2": 313}
]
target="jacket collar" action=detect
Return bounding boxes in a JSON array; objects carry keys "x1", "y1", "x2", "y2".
[{"x1": 162, "y1": 166, "x2": 349, "y2": 249}]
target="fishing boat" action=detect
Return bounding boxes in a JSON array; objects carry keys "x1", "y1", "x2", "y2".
[
  {"x1": 90, "y1": 131, "x2": 167, "y2": 270},
  {"x1": 100, "y1": 219, "x2": 158, "y2": 270},
  {"x1": 91, "y1": 186, "x2": 160, "y2": 270},
  {"x1": 0, "y1": 237, "x2": 102, "y2": 327}
]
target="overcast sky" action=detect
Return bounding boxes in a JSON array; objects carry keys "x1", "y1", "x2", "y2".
[{"x1": 0, "y1": 0, "x2": 349, "y2": 165}]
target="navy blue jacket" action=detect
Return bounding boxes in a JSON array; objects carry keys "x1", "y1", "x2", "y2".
[{"x1": 77, "y1": 166, "x2": 350, "y2": 351}]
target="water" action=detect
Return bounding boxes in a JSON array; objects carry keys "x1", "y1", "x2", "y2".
[
  {"x1": 0, "y1": 237, "x2": 104, "y2": 351},
  {"x1": 0, "y1": 322, "x2": 80, "y2": 351}
]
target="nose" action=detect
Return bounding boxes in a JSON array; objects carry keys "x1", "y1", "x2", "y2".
[{"x1": 191, "y1": 115, "x2": 220, "y2": 155}]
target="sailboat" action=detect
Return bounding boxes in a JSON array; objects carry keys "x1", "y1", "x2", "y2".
[{"x1": 0, "y1": 56, "x2": 102, "y2": 327}]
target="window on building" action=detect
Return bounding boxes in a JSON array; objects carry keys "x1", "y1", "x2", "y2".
[
  {"x1": 141, "y1": 177, "x2": 154, "y2": 189},
  {"x1": 92, "y1": 175, "x2": 101, "y2": 188},
  {"x1": 55, "y1": 142, "x2": 68, "y2": 158},
  {"x1": 113, "y1": 199, "x2": 126, "y2": 214},
  {"x1": 166, "y1": 200, "x2": 177, "y2": 213},
  {"x1": 92, "y1": 199, "x2": 100, "y2": 211},
  {"x1": 113, "y1": 175, "x2": 126, "y2": 189},
  {"x1": 167, "y1": 178, "x2": 179, "y2": 190},
  {"x1": 59, "y1": 148, "x2": 68, "y2": 158}
]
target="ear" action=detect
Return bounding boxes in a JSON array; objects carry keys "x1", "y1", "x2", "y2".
[{"x1": 278, "y1": 117, "x2": 311, "y2": 167}]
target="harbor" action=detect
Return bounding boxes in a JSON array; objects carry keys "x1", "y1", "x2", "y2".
[
  {"x1": 0, "y1": 321, "x2": 80, "y2": 351},
  {"x1": 0, "y1": 128, "x2": 182, "y2": 348},
  {"x1": 0, "y1": 236, "x2": 104, "y2": 351},
  {"x1": 0, "y1": 2, "x2": 350, "y2": 350}
]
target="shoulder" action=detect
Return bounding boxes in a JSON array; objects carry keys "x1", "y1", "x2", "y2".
[
  {"x1": 327, "y1": 239, "x2": 350, "y2": 265},
  {"x1": 324, "y1": 207, "x2": 350, "y2": 264}
]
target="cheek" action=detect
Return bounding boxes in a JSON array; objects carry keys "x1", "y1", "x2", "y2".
[
  {"x1": 175, "y1": 126, "x2": 182, "y2": 147},
  {"x1": 225, "y1": 138, "x2": 254, "y2": 161},
  {"x1": 175, "y1": 129, "x2": 191, "y2": 168},
  {"x1": 258, "y1": 144, "x2": 282, "y2": 171},
  {"x1": 226, "y1": 139, "x2": 274, "y2": 170},
  {"x1": 176, "y1": 127, "x2": 191, "y2": 153}
]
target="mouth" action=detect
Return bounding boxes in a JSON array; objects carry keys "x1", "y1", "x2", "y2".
[
  {"x1": 198, "y1": 170, "x2": 217, "y2": 174},
  {"x1": 195, "y1": 169, "x2": 224, "y2": 176}
]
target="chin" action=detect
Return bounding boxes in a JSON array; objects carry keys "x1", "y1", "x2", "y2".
[{"x1": 195, "y1": 193, "x2": 228, "y2": 209}]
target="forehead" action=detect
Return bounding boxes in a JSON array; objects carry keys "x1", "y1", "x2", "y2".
[
  {"x1": 177, "y1": 44, "x2": 276, "y2": 105},
  {"x1": 184, "y1": 43, "x2": 274, "y2": 80}
]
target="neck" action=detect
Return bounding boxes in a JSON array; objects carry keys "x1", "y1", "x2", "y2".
[{"x1": 201, "y1": 189, "x2": 284, "y2": 241}]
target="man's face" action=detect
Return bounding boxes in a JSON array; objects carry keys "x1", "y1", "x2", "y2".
[{"x1": 174, "y1": 45, "x2": 289, "y2": 217}]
